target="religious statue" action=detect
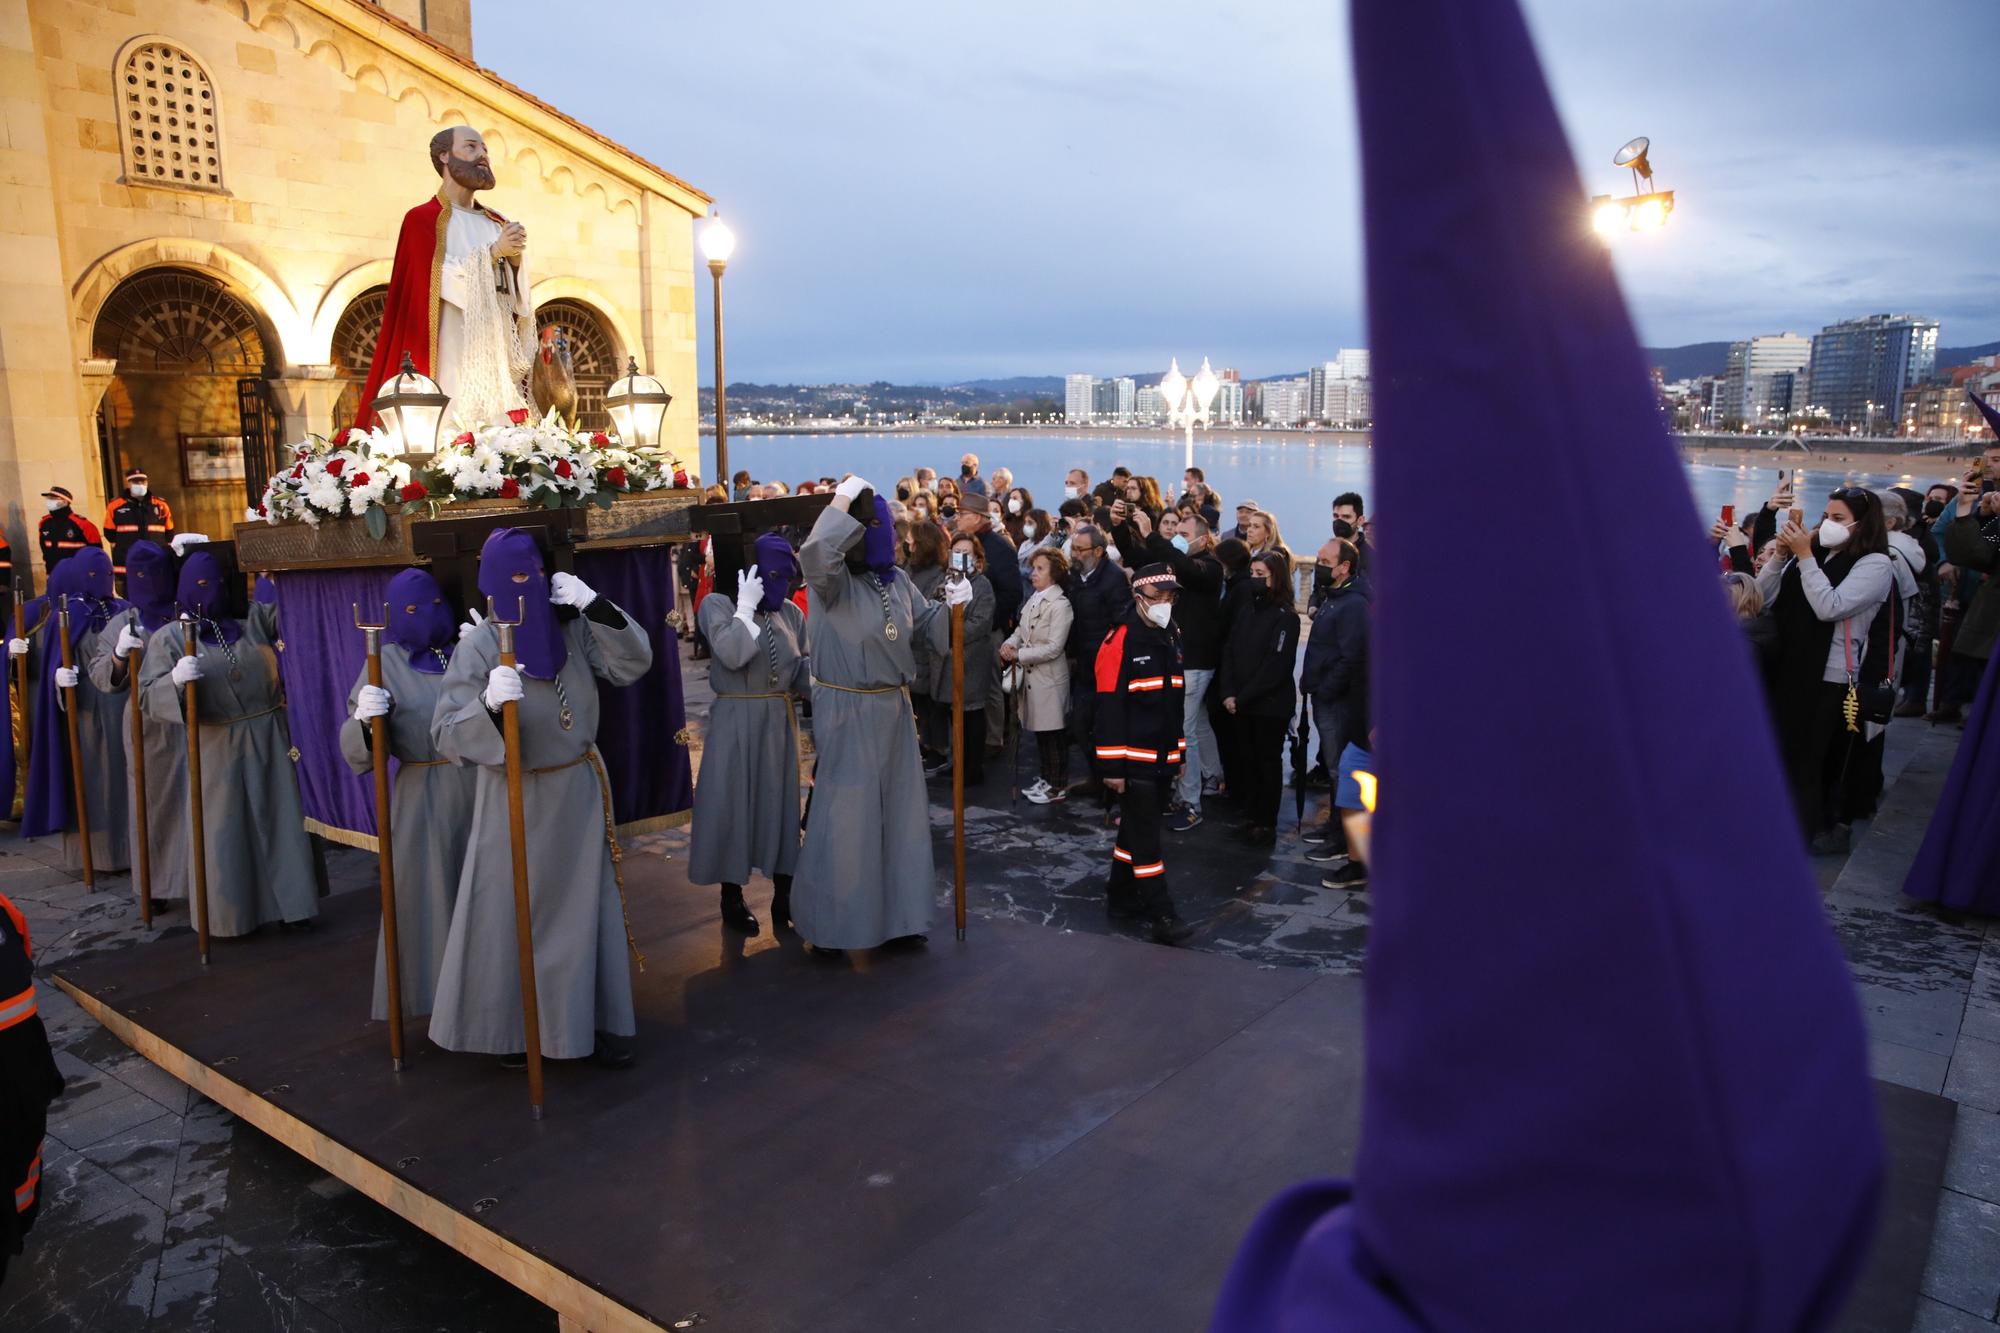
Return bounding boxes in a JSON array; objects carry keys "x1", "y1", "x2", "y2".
[{"x1": 357, "y1": 126, "x2": 535, "y2": 431}]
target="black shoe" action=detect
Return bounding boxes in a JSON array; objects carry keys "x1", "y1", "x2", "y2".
[
  {"x1": 1301, "y1": 823, "x2": 1339, "y2": 845},
  {"x1": 720, "y1": 884, "x2": 761, "y2": 936},
  {"x1": 1808, "y1": 824, "x2": 1852, "y2": 856},
  {"x1": 498, "y1": 1052, "x2": 528, "y2": 1071},
  {"x1": 1236, "y1": 824, "x2": 1276, "y2": 847},
  {"x1": 808, "y1": 943, "x2": 847, "y2": 959},
  {"x1": 278, "y1": 918, "x2": 317, "y2": 934},
  {"x1": 770, "y1": 878, "x2": 793, "y2": 931},
  {"x1": 1168, "y1": 804, "x2": 1203, "y2": 832},
  {"x1": 591, "y1": 1033, "x2": 635, "y2": 1070},
  {"x1": 1323, "y1": 861, "x2": 1368, "y2": 889},
  {"x1": 1149, "y1": 915, "x2": 1195, "y2": 946},
  {"x1": 1303, "y1": 842, "x2": 1347, "y2": 864},
  {"x1": 148, "y1": 897, "x2": 182, "y2": 913},
  {"x1": 1107, "y1": 898, "x2": 1148, "y2": 922},
  {"x1": 883, "y1": 933, "x2": 928, "y2": 950},
  {"x1": 924, "y1": 758, "x2": 953, "y2": 779}
]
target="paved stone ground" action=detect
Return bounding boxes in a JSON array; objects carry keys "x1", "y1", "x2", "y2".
[{"x1": 0, "y1": 638, "x2": 1994, "y2": 1330}]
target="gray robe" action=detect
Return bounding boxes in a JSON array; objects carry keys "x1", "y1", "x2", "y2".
[
  {"x1": 339, "y1": 651, "x2": 477, "y2": 1022},
  {"x1": 427, "y1": 605, "x2": 652, "y2": 1059},
  {"x1": 31, "y1": 611, "x2": 131, "y2": 873},
  {"x1": 792, "y1": 507, "x2": 951, "y2": 948},
  {"x1": 84, "y1": 609, "x2": 187, "y2": 901},
  {"x1": 138, "y1": 604, "x2": 318, "y2": 935},
  {"x1": 688, "y1": 594, "x2": 808, "y2": 886}
]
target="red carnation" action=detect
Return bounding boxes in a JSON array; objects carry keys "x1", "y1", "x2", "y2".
[
  {"x1": 454, "y1": 430, "x2": 474, "y2": 446},
  {"x1": 591, "y1": 432, "x2": 610, "y2": 447},
  {"x1": 507, "y1": 408, "x2": 529, "y2": 425},
  {"x1": 606, "y1": 466, "x2": 628, "y2": 489},
  {"x1": 672, "y1": 468, "x2": 689, "y2": 487},
  {"x1": 325, "y1": 457, "x2": 345, "y2": 477},
  {"x1": 256, "y1": 502, "x2": 268, "y2": 516},
  {"x1": 294, "y1": 446, "x2": 309, "y2": 460},
  {"x1": 499, "y1": 478, "x2": 520, "y2": 499},
  {"x1": 399, "y1": 481, "x2": 427, "y2": 502},
  {"x1": 291, "y1": 465, "x2": 304, "y2": 479},
  {"x1": 554, "y1": 458, "x2": 573, "y2": 479},
  {"x1": 350, "y1": 471, "x2": 370, "y2": 488}
]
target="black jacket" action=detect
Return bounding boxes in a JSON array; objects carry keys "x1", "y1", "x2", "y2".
[
  {"x1": 1302, "y1": 580, "x2": 1370, "y2": 747},
  {"x1": 104, "y1": 493, "x2": 174, "y2": 572},
  {"x1": 1066, "y1": 557, "x2": 1132, "y2": 665},
  {"x1": 977, "y1": 529, "x2": 1023, "y2": 629},
  {"x1": 1091, "y1": 608, "x2": 1185, "y2": 782},
  {"x1": 1218, "y1": 592, "x2": 1300, "y2": 719},
  {"x1": 1108, "y1": 522, "x2": 1224, "y2": 670}
]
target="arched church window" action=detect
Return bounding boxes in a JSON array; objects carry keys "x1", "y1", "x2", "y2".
[
  {"x1": 116, "y1": 37, "x2": 224, "y2": 192},
  {"x1": 332, "y1": 287, "x2": 390, "y2": 376},
  {"x1": 92, "y1": 268, "x2": 268, "y2": 374},
  {"x1": 535, "y1": 300, "x2": 620, "y2": 430}
]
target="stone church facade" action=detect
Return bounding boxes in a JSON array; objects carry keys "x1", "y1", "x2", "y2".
[{"x1": 0, "y1": 0, "x2": 709, "y2": 566}]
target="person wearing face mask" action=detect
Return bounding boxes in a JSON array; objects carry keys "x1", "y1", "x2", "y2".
[
  {"x1": 337, "y1": 569, "x2": 477, "y2": 1022},
  {"x1": 21, "y1": 547, "x2": 130, "y2": 874},
  {"x1": 1015, "y1": 506, "x2": 1057, "y2": 580},
  {"x1": 793, "y1": 478, "x2": 971, "y2": 955},
  {"x1": 1300, "y1": 540, "x2": 1370, "y2": 860},
  {"x1": 1001, "y1": 548, "x2": 1074, "y2": 803},
  {"x1": 1753, "y1": 488, "x2": 1894, "y2": 851},
  {"x1": 1217, "y1": 551, "x2": 1301, "y2": 847},
  {"x1": 428, "y1": 528, "x2": 653, "y2": 1068},
  {"x1": 689, "y1": 532, "x2": 810, "y2": 937},
  {"x1": 1063, "y1": 468, "x2": 1090, "y2": 508},
  {"x1": 923, "y1": 534, "x2": 995, "y2": 782},
  {"x1": 36, "y1": 486, "x2": 102, "y2": 575},
  {"x1": 1000, "y1": 484, "x2": 1034, "y2": 545},
  {"x1": 1093, "y1": 563, "x2": 1194, "y2": 946},
  {"x1": 140, "y1": 546, "x2": 318, "y2": 933},
  {"x1": 103, "y1": 469, "x2": 174, "y2": 584},
  {"x1": 957, "y1": 453, "x2": 987, "y2": 497},
  {"x1": 1061, "y1": 523, "x2": 1132, "y2": 800},
  {"x1": 83, "y1": 540, "x2": 188, "y2": 911}
]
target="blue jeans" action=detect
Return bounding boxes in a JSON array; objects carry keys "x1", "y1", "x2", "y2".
[{"x1": 1177, "y1": 668, "x2": 1219, "y2": 807}]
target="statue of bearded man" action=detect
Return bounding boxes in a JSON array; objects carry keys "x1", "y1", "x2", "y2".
[{"x1": 357, "y1": 125, "x2": 536, "y2": 432}]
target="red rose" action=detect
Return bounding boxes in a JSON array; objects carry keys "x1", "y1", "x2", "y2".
[
  {"x1": 507, "y1": 408, "x2": 529, "y2": 425},
  {"x1": 291, "y1": 465, "x2": 304, "y2": 479},
  {"x1": 499, "y1": 478, "x2": 520, "y2": 499},
  {"x1": 256, "y1": 503, "x2": 268, "y2": 516},
  {"x1": 399, "y1": 481, "x2": 427, "y2": 502},
  {"x1": 606, "y1": 466, "x2": 628, "y2": 489},
  {"x1": 591, "y1": 432, "x2": 610, "y2": 447},
  {"x1": 351, "y1": 471, "x2": 370, "y2": 488},
  {"x1": 325, "y1": 457, "x2": 345, "y2": 477},
  {"x1": 453, "y1": 430, "x2": 474, "y2": 446},
  {"x1": 294, "y1": 446, "x2": 309, "y2": 460},
  {"x1": 554, "y1": 459, "x2": 573, "y2": 479},
  {"x1": 672, "y1": 469, "x2": 689, "y2": 487}
]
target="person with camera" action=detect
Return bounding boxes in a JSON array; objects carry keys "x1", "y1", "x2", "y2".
[
  {"x1": 924, "y1": 533, "x2": 995, "y2": 784},
  {"x1": 1753, "y1": 487, "x2": 1895, "y2": 852},
  {"x1": 793, "y1": 477, "x2": 972, "y2": 954},
  {"x1": 1094, "y1": 563, "x2": 1194, "y2": 946},
  {"x1": 1062, "y1": 522, "x2": 1132, "y2": 799},
  {"x1": 1001, "y1": 548, "x2": 1074, "y2": 803},
  {"x1": 1217, "y1": 550, "x2": 1301, "y2": 847}
]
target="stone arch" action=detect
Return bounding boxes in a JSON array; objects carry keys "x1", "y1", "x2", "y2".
[
  {"x1": 530, "y1": 294, "x2": 627, "y2": 431},
  {"x1": 305, "y1": 258, "x2": 395, "y2": 363},
  {"x1": 113, "y1": 33, "x2": 226, "y2": 193},
  {"x1": 73, "y1": 238, "x2": 302, "y2": 370},
  {"x1": 528, "y1": 278, "x2": 641, "y2": 374}
]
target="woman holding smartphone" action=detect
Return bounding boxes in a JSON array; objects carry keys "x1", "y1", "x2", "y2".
[{"x1": 924, "y1": 533, "x2": 995, "y2": 783}]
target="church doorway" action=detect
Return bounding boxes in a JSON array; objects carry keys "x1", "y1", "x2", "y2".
[{"x1": 91, "y1": 266, "x2": 280, "y2": 541}]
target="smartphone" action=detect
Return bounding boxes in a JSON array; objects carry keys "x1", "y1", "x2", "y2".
[{"x1": 1720, "y1": 504, "x2": 1734, "y2": 525}]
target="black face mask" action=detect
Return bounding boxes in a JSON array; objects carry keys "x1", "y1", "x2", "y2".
[
  {"x1": 941, "y1": 505, "x2": 957, "y2": 521},
  {"x1": 1924, "y1": 499, "x2": 1946, "y2": 519}
]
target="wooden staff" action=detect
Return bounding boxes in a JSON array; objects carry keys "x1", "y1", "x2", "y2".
[
  {"x1": 355, "y1": 603, "x2": 406, "y2": 1071},
  {"x1": 11, "y1": 577, "x2": 28, "y2": 765},
  {"x1": 55, "y1": 598, "x2": 94, "y2": 889},
  {"x1": 128, "y1": 622, "x2": 152, "y2": 925},
  {"x1": 181, "y1": 614, "x2": 211, "y2": 965},
  {"x1": 949, "y1": 597, "x2": 967, "y2": 942},
  {"x1": 489, "y1": 595, "x2": 546, "y2": 1118}
]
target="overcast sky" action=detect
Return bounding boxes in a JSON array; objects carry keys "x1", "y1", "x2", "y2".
[{"x1": 474, "y1": 0, "x2": 1998, "y2": 384}]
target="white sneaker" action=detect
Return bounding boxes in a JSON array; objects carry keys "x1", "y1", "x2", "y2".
[{"x1": 1025, "y1": 780, "x2": 1056, "y2": 805}]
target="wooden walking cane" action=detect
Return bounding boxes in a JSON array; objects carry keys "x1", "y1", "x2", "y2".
[
  {"x1": 56, "y1": 597, "x2": 95, "y2": 889},
  {"x1": 11, "y1": 574, "x2": 28, "y2": 767},
  {"x1": 489, "y1": 596, "x2": 546, "y2": 1118},
  {"x1": 180, "y1": 614, "x2": 211, "y2": 965},
  {"x1": 355, "y1": 604, "x2": 406, "y2": 1071},
  {"x1": 949, "y1": 596, "x2": 967, "y2": 942},
  {"x1": 128, "y1": 622, "x2": 152, "y2": 925}
]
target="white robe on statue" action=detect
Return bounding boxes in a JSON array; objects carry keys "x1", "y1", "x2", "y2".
[{"x1": 436, "y1": 199, "x2": 532, "y2": 427}]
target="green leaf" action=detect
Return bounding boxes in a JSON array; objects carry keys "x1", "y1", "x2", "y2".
[
  {"x1": 539, "y1": 487, "x2": 562, "y2": 511},
  {"x1": 593, "y1": 487, "x2": 615, "y2": 510},
  {"x1": 364, "y1": 504, "x2": 389, "y2": 540}
]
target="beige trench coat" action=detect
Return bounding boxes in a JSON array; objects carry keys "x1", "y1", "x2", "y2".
[{"x1": 1004, "y1": 586, "x2": 1072, "y2": 733}]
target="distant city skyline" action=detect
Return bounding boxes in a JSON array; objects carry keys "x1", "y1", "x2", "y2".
[{"x1": 474, "y1": 0, "x2": 1998, "y2": 383}]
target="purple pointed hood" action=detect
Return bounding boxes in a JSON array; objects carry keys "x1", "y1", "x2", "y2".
[
  {"x1": 124, "y1": 540, "x2": 177, "y2": 634},
  {"x1": 862, "y1": 494, "x2": 899, "y2": 584},
  {"x1": 753, "y1": 532, "x2": 799, "y2": 612},
  {"x1": 384, "y1": 567, "x2": 455, "y2": 673},
  {"x1": 59, "y1": 548, "x2": 125, "y2": 644},
  {"x1": 176, "y1": 550, "x2": 243, "y2": 644},
  {"x1": 477, "y1": 528, "x2": 565, "y2": 679},
  {"x1": 1212, "y1": 1, "x2": 1881, "y2": 1329}
]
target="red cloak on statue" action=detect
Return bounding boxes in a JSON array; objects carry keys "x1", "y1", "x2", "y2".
[{"x1": 354, "y1": 189, "x2": 514, "y2": 431}]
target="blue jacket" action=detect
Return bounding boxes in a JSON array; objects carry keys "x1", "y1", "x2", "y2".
[{"x1": 1302, "y1": 579, "x2": 1370, "y2": 743}]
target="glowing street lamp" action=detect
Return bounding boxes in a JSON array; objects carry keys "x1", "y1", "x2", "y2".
[
  {"x1": 605, "y1": 356, "x2": 673, "y2": 453},
  {"x1": 1160, "y1": 356, "x2": 1221, "y2": 469},
  {"x1": 700, "y1": 212, "x2": 737, "y2": 488},
  {"x1": 1588, "y1": 136, "x2": 1676, "y2": 238},
  {"x1": 372, "y1": 351, "x2": 450, "y2": 459}
]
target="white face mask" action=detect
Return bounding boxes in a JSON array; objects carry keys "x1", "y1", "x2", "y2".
[
  {"x1": 1143, "y1": 601, "x2": 1173, "y2": 628},
  {"x1": 130, "y1": 483, "x2": 148, "y2": 497},
  {"x1": 1023, "y1": 523, "x2": 1037, "y2": 540},
  {"x1": 1064, "y1": 485, "x2": 1080, "y2": 500},
  {"x1": 45, "y1": 497, "x2": 62, "y2": 513},
  {"x1": 1007, "y1": 495, "x2": 1022, "y2": 514},
  {"x1": 1818, "y1": 519, "x2": 1851, "y2": 549}
]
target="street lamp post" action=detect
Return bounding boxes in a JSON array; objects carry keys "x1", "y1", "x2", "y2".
[
  {"x1": 700, "y1": 213, "x2": 737, "y2": 491},
  {"x1": 1159, "y1": 356, "x2": 1221, "y2": 470}
]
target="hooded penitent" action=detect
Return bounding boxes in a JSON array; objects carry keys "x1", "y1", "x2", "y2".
[
  {"x1": 861, "y1": 495, "x2": 899, "y2": 583},
  {"x1": 753, "y1": 532, "x2": 799, "y2": 613},
  {"x1": 21, "y1": 560, "x2": 85, "y2": 838},
  {"x1": 477, "y1": 527, "x2": 565, "y2": 678},
  {"x1": 1210, "y1": 1, "x2": 1882, "y2": 1329},
  {"x1": 124, "y1": 540, "x2": 177, "y2": 634},
  {"x1": 175, "y1": 550, "x2": 243, "y2": 645},
  {"x1": 384, "y1": 567, "x2": 456, "y2": 673}
]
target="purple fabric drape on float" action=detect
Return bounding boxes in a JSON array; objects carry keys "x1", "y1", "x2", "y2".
[
  {"x1": 1904, "y1": 644, "x2": 2000, "y2": 911},
  {"x1": 272, "y1": 567, "x2": 398, "y2": 841},
  {"x1": 577, "y1": 546, "x2": 692, "y2": 827}
]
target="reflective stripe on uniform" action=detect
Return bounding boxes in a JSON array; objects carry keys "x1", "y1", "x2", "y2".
[
  {"x1": 1095, "y1": 745, "x2": 1158, "y2": 761},
  {"x1": 1127, "y1": 676, "x2": 1166, "y2": 691},
  {"x1": 1112, "y1": 847, "x2": 1133, "y2": 863},
  {"x1": 1169, "y1": 675, "x2": 1184, "y2": 687},
  {"x1": 1132, "y1": 861, "x2": 1166, "y2": 878},
  {"x1": 0, "y1": 984, "x2": 35, "y2": 1031},
  {"x1": 14, "y1": 1148, "x2": 41, "y2": 1212}
]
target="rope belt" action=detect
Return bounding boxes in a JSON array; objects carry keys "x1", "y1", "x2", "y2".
[
  {"x1": 200, "y1": 704, "x2": 282, "y2": 728},
  {"x1": 399, "y1": 757, "x2": 450, "y2": 768},
  {"x1": 712, "y1": 690, "x2": 804, "y2": 757},
  {"x1": 521, "y1": 749, "x2": 646, "y2": 971},
  {"x1": 812, "y1": 679, "x2": 909, "y2": 696}
]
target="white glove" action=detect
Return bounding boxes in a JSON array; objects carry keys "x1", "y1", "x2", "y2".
[
  {"x1": 835, "y1": 475, "x2": 870, "y2": 502},
  {"x1": 354, "y1": 684, "x2": 392, "y2": 721},
  {"x1": 943, "y1": 577, "x2": 973, "y2": 607},
  {"x1": 733, "y1": 566, "x2": 765, "y2": 639},
  {"x1": 116, "y1": 624, "x2": 147, "y2": 657},
  {"x1": 243, "y1": 507, "x2": 261, "y2": 524},
  {"x1": 549, "y1": 571, "x2": 596, "y2": 610},
  {"x1": 483, "y1": 664, "x2": 523, "y2": 710},
  {"x1": 6, "y1": 638, "x2": 25, "y2": 658},
  {"x1": 170, "y1": 533, "x2": 210, "y2": 556},
  {"x1": 458, "y1": 608, "x2": 485, "y2": 641},
  {"x1": 55, "y1": 666, "x2": 79, "y2": 689},
  {"x1": 171, "y1": 653, "x2": 203, "y2": 686}
]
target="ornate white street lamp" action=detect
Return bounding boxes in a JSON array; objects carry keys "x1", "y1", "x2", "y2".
[
  {"x1": 605, "y1": 356, "x2": 673, "y2": 453},
  {"x1": 372, "y1": 351, "x2": 450, "y2": 458},
  {"x1": 1160, "y1": 356, "x2": 1221, "y2": 469}
]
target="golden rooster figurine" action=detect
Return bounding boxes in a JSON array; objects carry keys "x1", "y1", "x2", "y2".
[{"x1": 530, "y1": 325, "x2": 578, "y2": 427}]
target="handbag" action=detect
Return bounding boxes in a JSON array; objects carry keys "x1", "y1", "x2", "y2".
[{"x1": 1843, "y1": 613, "x2": 1895, "y2": 730}]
